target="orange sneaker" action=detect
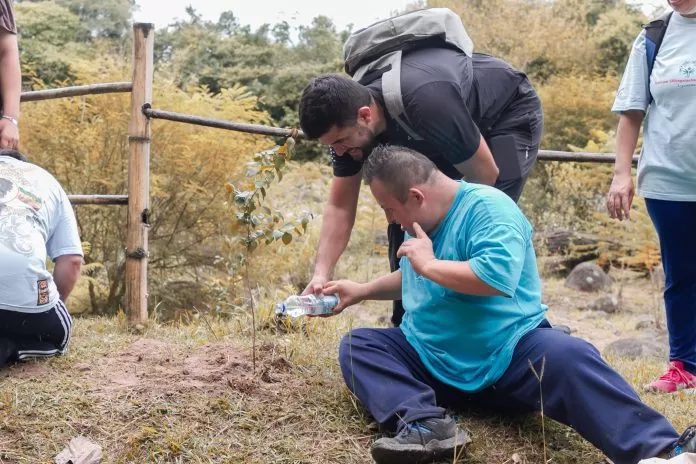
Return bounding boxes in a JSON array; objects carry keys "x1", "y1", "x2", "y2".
[{"x1": 644, "y1": 361, "x2": 696, "y2": 393}]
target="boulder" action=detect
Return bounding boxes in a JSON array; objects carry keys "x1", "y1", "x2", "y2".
[
  {"x1": 603, "y1": 338, "x2": 667, "y2": 360},
  {"x1": 565, "y1": 262, "x2": 612, "y2": 292},
  {"x1": 588, "y1": 295, "x2": 620, "y2": 313}
]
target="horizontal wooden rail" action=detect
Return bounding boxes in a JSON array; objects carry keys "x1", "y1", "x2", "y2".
[
  {"x1": 21, "y1": 82, "x2": 133, "y2": 102},
  {"x1": 68, "y1": 194, "x2": 128, "y2": 205},
  {"x1": 143, "y1": 106, "x2": 635, "y2": 165},
  {"x1": 142, "y1": 105, "x2": 303, "y2": 138},
  {"x1": 538, "y1": 150, "x2": 637, "y2": 165}
]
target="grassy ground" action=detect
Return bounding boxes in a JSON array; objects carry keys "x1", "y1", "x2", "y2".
[{"x1": 1, "y1": 280, "x2": 694, "y2": 464}]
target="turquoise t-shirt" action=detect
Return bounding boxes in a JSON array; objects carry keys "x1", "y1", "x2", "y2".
[{"x1": 400, "y1": 182, "x2": 547, "y2": 393}]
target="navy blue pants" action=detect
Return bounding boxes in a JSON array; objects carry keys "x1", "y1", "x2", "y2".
[
  {"x1": 646, "y1": 198, "x2": 696, "y2": 374},
  {"x1": 338, "y1": 321, "x2": 679, "y2": 464}
]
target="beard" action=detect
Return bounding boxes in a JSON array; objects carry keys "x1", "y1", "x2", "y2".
[{"x1": 347, "y1": 129, "x2": 378, "y2": 161}]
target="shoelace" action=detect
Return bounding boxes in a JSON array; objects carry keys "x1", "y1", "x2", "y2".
[
  {"x1": 659, "y1": 363, "x2": 696, "y2": 386},
  {"x1": 399, "y1": 422, "x2": 432, "y2": 446}
]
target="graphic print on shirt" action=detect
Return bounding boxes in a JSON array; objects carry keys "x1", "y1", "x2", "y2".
[
  {"x1": 655, "y1": 59, "x2": 696, "y2": 88},
  {"x1": 679, "y1": 60, "x2": 696, "y2": 79},
  {"x1": 0, "y1": 162, "x2": 43, "y2": 256}
]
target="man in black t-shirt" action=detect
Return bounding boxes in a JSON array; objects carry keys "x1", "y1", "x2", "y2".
[{"x1": 299, "y1": 47, "x2": 543, "y2": 326}]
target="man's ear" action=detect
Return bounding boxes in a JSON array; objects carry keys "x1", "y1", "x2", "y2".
[
  {"x1": 357, "y1": 106, "x2": 372, "y2": 124},
  {"x1": 409, "y1": 187, "x2": 425, "y2": 205}
]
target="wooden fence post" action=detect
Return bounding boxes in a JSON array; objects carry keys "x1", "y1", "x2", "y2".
[{"x1": 125, "y1": 23, "x2": 154, "y2": 325}]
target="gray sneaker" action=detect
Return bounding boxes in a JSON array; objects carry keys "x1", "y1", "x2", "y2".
[
  {"x1": 667, "y1": 425, "x2": 696, "y2": 458},
  {"x1": 370, "y1": 416, "x2": 471, "y2": 464}
]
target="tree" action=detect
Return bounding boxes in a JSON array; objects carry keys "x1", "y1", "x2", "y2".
[
  {"x1": 592, "y1": 6, "x2": 646, "y2": 74},
  {"x1": 15, "y1": 1, "x2": 86, "y2": 45},
  {"x1": 15, "y1": 1, "x2": 86, "y2": 87},
  {"x1": 430, "y1": 0, "x2": 596, "y2": 79},
  {"x1": 155, "y1": 13, "x2": 347, "y2": 160},
  {"x1": 57, "y1": 0, "x2": 134, "y2": 40}
]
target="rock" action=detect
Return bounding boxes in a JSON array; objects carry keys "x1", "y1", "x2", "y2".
[
  {"x1": 635, "y1": 317, "x2": 656, "y2": 331},
  {"x1": 603, "y1": 338, "x2": 667, "y2": 360},
  {"x1": 565, "y1": 262, "x2": 612, "y2": 292},
  {"x1": 552, "y1": 324, "x2": 573, "y2": 335},
  {"x1": 589, "y1": 295, "x2": 620, "y2": 313}
]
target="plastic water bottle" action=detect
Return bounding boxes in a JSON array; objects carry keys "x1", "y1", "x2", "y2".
[{"x1": 275, "y1": 294, "x2": 340, "y2": 317}]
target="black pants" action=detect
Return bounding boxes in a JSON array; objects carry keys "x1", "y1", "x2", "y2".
[
  {"x1": 0, "y1": 301, "x2": 73, "y2": 366},
  {"x1": 387, "y1": 122, "x2": 540, "y2": 325}
]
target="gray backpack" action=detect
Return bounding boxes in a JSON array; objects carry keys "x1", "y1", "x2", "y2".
[{"x1": 343, "y1": 8, "x2": 474, "y2": 141}]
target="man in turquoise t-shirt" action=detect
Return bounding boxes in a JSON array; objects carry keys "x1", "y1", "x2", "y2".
[{"x1": 324, "y1": 145, "x2": 695, "y2": 464}]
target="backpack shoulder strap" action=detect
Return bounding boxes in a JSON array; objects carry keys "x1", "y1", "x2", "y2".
[
  {"x1": 644, "y1": 11, "x2": 673, "y2": 103},
  {"x1": 381, "y1": 55, "x2": 424, "y2": 141},
  {"x1": 354, "y1": 51, "x2": 424, "y2": 141}
]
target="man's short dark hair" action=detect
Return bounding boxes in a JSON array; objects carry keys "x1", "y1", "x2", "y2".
[
  {"x1": 299, "y1": 74, "x2": 372, "y2": 139},
  {"x1": 0, "y1": 149, "x2": 28, "y2": 162},
  {"x1": 363, "y1": 145, "x2": 437, "y2": 203}
]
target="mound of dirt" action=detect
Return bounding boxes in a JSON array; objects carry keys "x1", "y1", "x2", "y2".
[{"x1": 87, "y1": 338, "x2": 294, "y2": 397}]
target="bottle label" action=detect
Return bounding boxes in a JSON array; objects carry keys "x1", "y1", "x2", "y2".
[{"x1": 317, "y1": 295, "x2": 339, "y2": 314}]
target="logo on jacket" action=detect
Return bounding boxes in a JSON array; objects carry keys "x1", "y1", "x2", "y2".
[{"x1": 679, "y1": 60, "x2": 696, "y2": 79}]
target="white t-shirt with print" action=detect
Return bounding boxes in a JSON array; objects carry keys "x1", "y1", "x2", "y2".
[
  {"x1": 612, "y1": 13, "x2": 696, "y2": 201},
  {"x1": 0, "y1": 157, "x2": 83, "y2": 313}
]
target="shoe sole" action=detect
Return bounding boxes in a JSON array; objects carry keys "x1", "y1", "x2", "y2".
[{"x1": 371, "y1": 430, "x2": 471, "y2": 464}]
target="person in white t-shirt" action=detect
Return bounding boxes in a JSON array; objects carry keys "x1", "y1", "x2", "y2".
[
  {"x1": 608, "y1": 0, "x2": 696, "y2": 393},
  {"x1": 0, "y1": 149, "x2": 82, "y2": 366}
]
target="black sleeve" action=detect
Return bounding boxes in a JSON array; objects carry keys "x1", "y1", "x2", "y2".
[
  {"x1": 405, "y1": 81, "x2": 481, "y2": 165},
  {"x1": 330, "y1": 146, "x2": 363, "y2": 177}
]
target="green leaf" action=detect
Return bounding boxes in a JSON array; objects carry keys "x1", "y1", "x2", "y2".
[
  {"x1": 282, "y1": 232, "x2": 292, "y2": 245},
  {"x1": 235, "y1": 191, "x2": 254, "y2": 204}
]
